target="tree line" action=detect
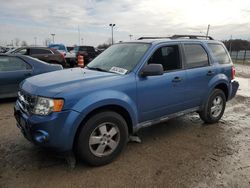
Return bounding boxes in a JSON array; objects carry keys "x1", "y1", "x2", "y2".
[{"x1": 223, "y1": 39, "x2": 250, "y2": 51}]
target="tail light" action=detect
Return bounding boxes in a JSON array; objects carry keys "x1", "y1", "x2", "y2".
[
  {"x1": 232, "y1": 66, "x2": 235, "y2": 80},
  {"x1": 60, "y1": 53, "x2": 66, "y2": 62}
]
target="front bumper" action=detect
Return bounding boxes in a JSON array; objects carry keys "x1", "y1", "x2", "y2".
[{"x1": 14, "y1": 101, "x2": 82, "y2": 152}]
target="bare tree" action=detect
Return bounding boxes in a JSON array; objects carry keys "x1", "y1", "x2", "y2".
[
  {"x1": 14, "y1": 38, "x2": 20, "y2": 47},
  {"x1": 106, "y1": 38, "x2": 114, "y2": 45},
  {"x1": 97, "y1": 43, "x2": 111, "y2": 49},
  {"x1": 44, "y1": 38, "x2": 51, "y2": 46},
  {"x1": 21, "y1": 41, "x2": 28, "y2": 47}
]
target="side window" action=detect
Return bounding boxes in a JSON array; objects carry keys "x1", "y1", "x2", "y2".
[
  {"x1": 15, "y1": 48, "x2": 28, "y2": 55},
  {"x1": 0, "y1": 57, "x2": 31, "y2": 71},
  {"x1": 184, "y1": 44, "x2": 209, "y2": 68},
  {"x1": 30, "y1": 49, "x2": 52, "y2": 55},
  {"x1": 148, "y1": 45, "x2": 181, "y2": 71},
  {"x1": 208, "y1": 44, "x2": 230, "y2": 64}
]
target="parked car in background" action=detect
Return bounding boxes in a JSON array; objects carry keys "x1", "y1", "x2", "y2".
[
  {"x1": 0, "y1": 54, "x2": 62, "y2": 99},
  {"x1": 73, "y1": 46, "x2": 97, "y2": 65},
  {"x1": 49, "y1": 44, "x2": 76, "y2": 67},
  {"x1": 67, "y1": 46, "x2": 74, "y2": 52},
  {"x1": 95, "y1": 48, "x2": 105, "y2": 55},
  {"x1": 8, "y1": 47, "x2": 67, "y2": 67},
  {"x1": 14, "y1": 35, "x2": 239, "y2": 166},
  {"x1": 5, "y1": 48, "x2": 16, "y2": 54},
  {"x1": 0, "y1": 46, "x2": 6, "y2": 53},
  {"x1": 0, "y1": 46, "x2": 12, "y2": 53}
]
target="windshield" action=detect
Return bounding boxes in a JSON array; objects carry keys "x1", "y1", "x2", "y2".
[{"x1": 87, "y1": 43, "x2": 150, "y2": 74}]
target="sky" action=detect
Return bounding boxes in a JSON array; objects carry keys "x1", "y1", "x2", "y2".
[{"x1": 0, "y1": 0, "x2": 250, "y2": 47}]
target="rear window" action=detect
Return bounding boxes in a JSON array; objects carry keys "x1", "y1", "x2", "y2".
[
  {"x1": 30, "y1": 49, "x2": 52, "y2": 55},
  {"x1": 183, "y1": 44, "x2": 209, "y2": 68},
  {"x1": 208, "y1": 44, "x2": 230, "y2": 64},
  {"x1": 49, "y1": 44, "x2": 66, "y2": 51},
  {"x1": 79, "y1": 46, "x2": 95, "y2": 52}
]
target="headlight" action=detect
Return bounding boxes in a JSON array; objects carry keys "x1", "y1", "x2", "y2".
[{"x1": 32, "y1": 97, "x2": 64, "y2": 115}]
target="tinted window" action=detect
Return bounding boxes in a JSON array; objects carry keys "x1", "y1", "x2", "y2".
[
  {"x1": 184, "y1": 44, "x2": 209, "y2": 68},
  {"x1": 148, "y1": 45, "x2": 181, "y2": 71},
  {"x1": 30, "y1": 49, "x2": 52, "y2": 55},
  {"x1": 0, "y1": 57, "x2": 31, "y2": 71},
  {"x1": 79, "y1": 46, "x2": 95, "y2": 52},
  {"x1": 49, "y1": 44, "x2": 66, "y2": 51},
  {"x1": 208, "y1": 44, "x2": 230, "y2": 64}
]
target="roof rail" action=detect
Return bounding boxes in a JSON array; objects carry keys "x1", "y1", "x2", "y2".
[
  {"x1": 137, "y1": 37, "x2": 170, "y2": 40},
  {"x1": 171, "y1": 35, "x2": 214, "y2": 40}
]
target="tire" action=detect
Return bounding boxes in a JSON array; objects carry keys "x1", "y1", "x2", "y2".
[
  {"x1": 77, "y1": 111, "x2": 128, "y2": 166},
  {"x1": 199, "y1": 89, "x2": 226, "y2": 124},
  {"x1": 69, "y1": 59, "x2": 76, "y2": 68}
]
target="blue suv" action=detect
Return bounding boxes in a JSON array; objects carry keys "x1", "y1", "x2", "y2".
[{"x1": 14, "y1": 35, "x2": 239, "y2": 166}]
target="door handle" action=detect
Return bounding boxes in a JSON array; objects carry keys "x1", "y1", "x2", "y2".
[
  {"x1": 172, "y1": 77, "x2": 182, "y2": 82},
  {"x1": 207, "y1": 70, "x2": 215, "y2": 76}
]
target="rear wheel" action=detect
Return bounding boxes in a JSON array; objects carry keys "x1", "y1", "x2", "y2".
[
  {"x1": 69, "y1": 59, "x2": 76, "y2": 68},
  {"x1": 77, "y1": 111, "x2": 128, "y2": 166},
  {"x1": 199, "y1": 89, "x2": 226, "y2": 124}
]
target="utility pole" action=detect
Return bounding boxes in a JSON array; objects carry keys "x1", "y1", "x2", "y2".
[
  {"x1": 109, "y1": 23, "x2": 116, "y2": 45},
  {"x1": 51, "y1": 33, "x2": 55, "y2": 43},
  {"x1": 78, "y1": 25, "x2": 81, "y2": 46},
  {"x1": 81, "y1": 38, "x2": 83, "y2": 45},
  {"x1": 229, "y1": 35, "x2": 232, "y2": 55},
  {"x1": 206, "y1": 24, "x2": 210, "y2": 39},
  {"x1": 34, "y1": 37, "x2": 37, "y2": 46}
]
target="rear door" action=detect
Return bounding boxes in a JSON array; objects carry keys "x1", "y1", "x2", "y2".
[
  {"x1": 137, "y1": 44, "x2": 188, "y2": 122},
  {"x1": 182, "y1": 43, "x2": 216, "y2": 107},
  {"x1": 0, "y1": 56, "x2": 32, "y2": 98}
]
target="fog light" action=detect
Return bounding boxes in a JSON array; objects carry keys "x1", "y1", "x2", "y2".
[{"x1": 34, "y1": 130, "x2": 49, "y2": 143}]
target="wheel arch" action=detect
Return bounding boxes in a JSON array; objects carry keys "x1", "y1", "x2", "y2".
[
  {"x1": 214, "y1": 82, "x2": 229, "y2": 100},
  {"x1": 200, "y1": 78, "x2": 230, "y2": 110},
  {"x1": 73, "y1": 104, "x2": 135, "y2": 152}
]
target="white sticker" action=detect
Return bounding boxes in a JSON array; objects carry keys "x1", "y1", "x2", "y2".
[{"x1": 109, "y1": 67, "x2": 128, "y2": 75}]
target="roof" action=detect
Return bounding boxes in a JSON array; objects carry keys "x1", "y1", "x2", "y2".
[{"x1": 122, "y1": 35, "x2": 222, "y2": 45}]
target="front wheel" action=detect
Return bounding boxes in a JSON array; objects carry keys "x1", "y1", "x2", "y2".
[
  {"x1": 77, "y1": 111, "x2": 128, "y2": 166},
  {"x1": 199, "y1": 89, "x2": 226, "y2": 124}
]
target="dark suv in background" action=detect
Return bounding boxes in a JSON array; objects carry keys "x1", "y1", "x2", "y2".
[
  {"x1": 73, "y1": 46, "x2": 97, "y2": 65},
  {"x1": 9, "y1": 47, "x2": 66, "y2": 67}
]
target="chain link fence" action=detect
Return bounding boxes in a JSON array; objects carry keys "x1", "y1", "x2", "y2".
[{"x1": 230, "y1": 50, "x2": 250, "y2": 65}]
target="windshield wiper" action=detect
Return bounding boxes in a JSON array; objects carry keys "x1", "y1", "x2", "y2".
[{"x1": 86, "y1": 66, "x2": 109, "y2": 72}]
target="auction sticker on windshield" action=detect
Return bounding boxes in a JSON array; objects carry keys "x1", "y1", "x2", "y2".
[{"x1": 110, "y1": 67, "x2": 128, "y2": 75}]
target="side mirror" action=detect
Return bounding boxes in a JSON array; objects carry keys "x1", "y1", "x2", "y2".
[{"x1": 141, "y1": 64, "x2": 164, "y2": 77}]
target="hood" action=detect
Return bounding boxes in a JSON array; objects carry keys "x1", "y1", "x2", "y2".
[{"x1": 21, "y1": 68, "x2": 119, "y2": 97}]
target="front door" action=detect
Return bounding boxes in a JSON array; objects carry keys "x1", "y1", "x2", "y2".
[{"x1": 136, "y1": 44, "x2": 188, "y2": 123}]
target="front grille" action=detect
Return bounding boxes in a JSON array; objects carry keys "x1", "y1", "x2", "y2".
[{"x1": 17, "y1": 90, "x2": 36, "y2": 114}]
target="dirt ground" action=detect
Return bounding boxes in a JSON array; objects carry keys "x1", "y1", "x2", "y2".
[{"x1": 0, "y1": 65, "x2": 250, "y2": 188}]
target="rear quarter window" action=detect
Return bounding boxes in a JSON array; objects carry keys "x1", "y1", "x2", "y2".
[
  {"x1": 208, "y1": 44, "x2": 230, "y2": 64},
  {"x1": 183, "y1": 44, "x2": 209, "y2": 68}
]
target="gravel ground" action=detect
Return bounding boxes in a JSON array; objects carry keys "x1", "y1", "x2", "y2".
[{"x1": 0, "y1": 64, "x2": 250, "y2": 188}]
